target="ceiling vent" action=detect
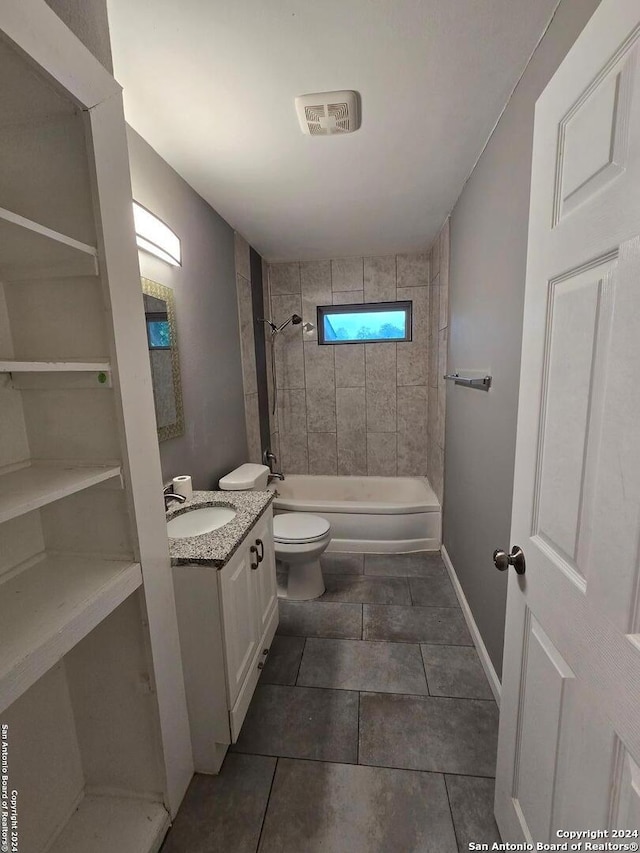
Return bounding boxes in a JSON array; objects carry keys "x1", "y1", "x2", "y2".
[{"x1": 295, "y1": 91, "x2": 360, "y2": 136}]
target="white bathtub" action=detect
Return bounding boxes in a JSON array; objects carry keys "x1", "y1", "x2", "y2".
[{"x1": 270, "y1": 475, "x2": 441, "y2": 553}]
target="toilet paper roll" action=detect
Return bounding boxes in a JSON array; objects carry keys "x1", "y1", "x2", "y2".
[{"x1": 172, "y1": 475, "x2": 193, "y2": 501}]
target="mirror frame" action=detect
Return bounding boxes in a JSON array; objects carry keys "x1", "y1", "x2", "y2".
[{"x1": 141, "y1": 277, "x2": 184, "y2": 442}]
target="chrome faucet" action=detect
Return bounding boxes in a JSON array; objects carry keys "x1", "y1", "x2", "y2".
[
  {"x1": 264, "y1": 448, "x2": 285, "y2": 482},
  {"x1": 163, "y1": 484, "x2": 187, "y2": 510}
]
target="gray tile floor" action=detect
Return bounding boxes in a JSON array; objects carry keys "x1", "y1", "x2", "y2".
[{"x1": 161, "y1": 551, "x2": 502, "y2": 853}]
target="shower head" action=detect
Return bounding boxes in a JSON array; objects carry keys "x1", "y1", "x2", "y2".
[{"x1": 258, "y1": 314, "x2": 302, "y2": 335}]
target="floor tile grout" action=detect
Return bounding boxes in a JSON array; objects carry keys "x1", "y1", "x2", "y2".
[
  {"x1": 279, "y1": 632, "x2": 473, "y2": 648},
  {"x1": 232, "y1": 748, "x2": 497, "y2": 779},
  {"x1": 280, "y1": 597, "x2": 462, "y2": 609},
  {"x1": 443, "y1": 772, "x2": 461, "y2": 853},
  {"x1": 255, "y1": 755, "x2": 279, "y2": 853},
  {"x1": 257, "y1": 679, "x2": 496, "y2": 704}
]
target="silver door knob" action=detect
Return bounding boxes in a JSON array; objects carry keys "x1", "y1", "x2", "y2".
[{"x1": 493, "y1": 545, "x2": 526, "y2": 575}]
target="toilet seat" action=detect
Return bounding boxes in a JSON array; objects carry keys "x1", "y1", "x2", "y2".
[{"x1": 273, "y1": 512, "x2": 330, "y2": 545}]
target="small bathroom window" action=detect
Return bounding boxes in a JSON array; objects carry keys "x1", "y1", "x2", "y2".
[{"x1": 317, "y1": 301, "x2": 412, "y2": 345}]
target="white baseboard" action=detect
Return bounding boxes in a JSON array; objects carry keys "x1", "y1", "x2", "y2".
[{"x1": 441, "y1": 545, "x2": 501, "y2": 706}]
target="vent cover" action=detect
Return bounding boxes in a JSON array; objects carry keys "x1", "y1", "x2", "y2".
[{"x1": 295, "y1": 91, "x2": 360, "y2": 136}]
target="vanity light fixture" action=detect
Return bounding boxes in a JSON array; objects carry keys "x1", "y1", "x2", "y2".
[{"x1": 133, "y1": 201, "x2": 182, "y2": 267}]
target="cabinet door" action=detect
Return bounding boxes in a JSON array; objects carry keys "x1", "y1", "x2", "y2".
[
  {"x1": 219, "y1": 545, "x2": 259, "y2": 706},
  {"x1": 252, "y1": 512, "x2": 278, "y2": 638}
]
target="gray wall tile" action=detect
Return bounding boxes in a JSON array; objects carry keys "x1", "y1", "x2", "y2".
[
  {"x1": 280, "y1": 431, "x2": 308, "y2": 473},
  {"x1": 366, "y1": 388, "x2": 396, "y2": 433},
  {"x1": 236, "y1": 273, "x2": 257, "y2": 396},
  {"x1": 331, "y1": 257, "x2": 363, "y2": 291},
  {"x1": 278, "y1": 389, "x2": 308, "y2": 435},
  {"x1": 270, "y1": 262, "x2": 301, "y2": 294},
  {"x1": 306, "y1": 387, "x2": 337, "y2": 432},
  {"x1": 308, "y1": 432, "x2": 337, "y2": 475},
  {"x1": 364, "y1": 256, "x2": 396, "y2": 302},
  {"x1": 234, "y1": 232, "x2": 251, "y2": 282},
  {"x1": 244, "y1": 392, "x2": 261, "y2": 464},
  {"x1": 431, "y1": 237, "x2": 440, "y2": 281},
  {"x1": 301, "y1": 261, "x2": 331, "y2": 341},
  {"x1": 337, "y1": 431, "x2": 367, "y2": 475},
  {"x1": 274, "y1": 333, "x2": 305, "y2": 390},
  {"x1": 335, "y1": 344, "x2": 365, "y2": 388},
  {"x1": 336, "y1": 387, "x2": 366, "y2": 433},
  {"x1": 398, "y1": 285, "x2": 429, "y2": 344},
  {"x1": 304, "y1": 341, "x2": 335, "y2": 389},
  {"x1": 397, "y1": 252, "x2": 429, "y2": 288},
  {"x1": 365, "y1": 343, "x2": 396, "y2": 389},
  {"x1": 333, "y1": 290, "x2": 364, "y2": 305},
  {"x1": 397, "y1": 342, "x2": 428, "y2": 386},
  {"x1": 397, "y1": 385, "x2": 428, "y2": 432},
  {"x1": 397, "y1": 429, "x2": 428, "y2": 476},
  {"x1": 367, "y1": 433, "x2": 397, "y2": 476}
]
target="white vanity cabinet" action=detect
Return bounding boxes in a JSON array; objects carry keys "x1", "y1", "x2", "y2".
[{"x1": 173, "y1": 507, "x2": 279, "y2": 773}]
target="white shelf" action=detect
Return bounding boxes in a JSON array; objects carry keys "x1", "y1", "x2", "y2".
[
  {"x1": 0, "y1": 206, "x2": 98, "y2": 281},
  {"x1": 0, "y1": 462, "x2": 122, "y2": 524},
  {"x1": 0, "y1": 360, "x2": 111, "y2": 373},
  {"x1": 0, "y1": 553, "x2": 142, "y2": 713},
  {"x1": 49, "y1": 795, "x2": 169, "y2": 853}
]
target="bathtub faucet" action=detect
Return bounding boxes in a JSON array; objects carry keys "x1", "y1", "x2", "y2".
[{"x1": 268, "y1": 471, "x2": 285, "y2": 483}]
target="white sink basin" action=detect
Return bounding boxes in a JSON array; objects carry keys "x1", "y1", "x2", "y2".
[{"x1": 167, "y1": 506, "x2": 236, "y2": 538}]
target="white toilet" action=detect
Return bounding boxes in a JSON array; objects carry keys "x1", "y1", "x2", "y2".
[{"x1": 219, "y1": 463, "x2": 330, "y2": 600}]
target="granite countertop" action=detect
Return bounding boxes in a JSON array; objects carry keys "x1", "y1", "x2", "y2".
[{"x1": 167, "y1": 489, "x2": 274, "y2": 568}]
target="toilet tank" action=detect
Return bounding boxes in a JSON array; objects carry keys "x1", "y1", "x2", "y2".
[{"x1": 219, "y1": 463, "x2": 270, "y2": 491}]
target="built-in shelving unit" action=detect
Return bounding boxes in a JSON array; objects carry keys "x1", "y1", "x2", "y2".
[
  {"x1": 0, "y1": 463, "x2": 122, "y2": 523},
  {"x1": 0, "y1": 360, "x2": 111, "y2": 373},
  {"x1": 0, "y1": 207, "x2": 99, "y2": 281},
  {"x1": 48, "y1": 796, "x2": 169, "y2": 853},
  {"x1": 0, "y1": 554, "x2": 142, "y2": 713},
  {"x1": 0, "y1": 5, "x2": 192, "y2": 851}
]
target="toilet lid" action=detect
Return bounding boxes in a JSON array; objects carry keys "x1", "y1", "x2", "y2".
[{"x1": 273, "y1": 513, "x2": 330, "y2": 544}]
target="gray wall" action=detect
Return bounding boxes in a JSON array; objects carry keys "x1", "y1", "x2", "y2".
[
  {"x1": 127, "y1": 129, "x2": 248, "y2": 489},
  {"x1": 444, "y1": 0, "x2": 601, "y2": 678},
  {"x1": 45, "y1": 0, "x2": 113, "y2": 72}
]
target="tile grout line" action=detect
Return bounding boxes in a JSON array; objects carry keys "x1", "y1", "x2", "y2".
[
  {"x1": 294, "y1": 636, "x2": 307, "y2": 686},
  {"x1": 278, "y1": 631, "x2": 473, "y2": 648},
  {"x1": 419, "y1": 642, "x2": 431, "y2": 696},
  {"x1": 356, "y1": 691, "x2": 361, "y2": 765},
  {"x1": 443, "y1": 773, "x2": 462, "y2": 853},
  {"x1": 255, "y1": 755, "x2": 279, "y2": 853},
  {"x1": 233, "y1": 748, "x2": 497, "y2": 780},
  {"x1": 256, "y1": 678, "x2": 496, "y2": 704}
]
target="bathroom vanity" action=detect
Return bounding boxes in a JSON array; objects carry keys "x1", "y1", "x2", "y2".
[{"x1": 169, "y1": 490, "x2": 278, "y2": 773}]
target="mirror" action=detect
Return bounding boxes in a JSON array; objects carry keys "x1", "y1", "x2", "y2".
[{"x1": 141, "y1": 277, "x2": 184, "y2": 441}]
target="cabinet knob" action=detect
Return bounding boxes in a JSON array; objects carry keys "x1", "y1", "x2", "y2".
[
  {"x1": 262, "y1": 648, "x2": 269, "y2": 656},
  {"x1": 257, "y1": 661, "x2": 265, "y2": 670}
]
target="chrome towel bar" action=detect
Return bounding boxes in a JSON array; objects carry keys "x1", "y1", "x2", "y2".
[{"x1": 443, "y1": 373, "x2": 492, "y2": 390}]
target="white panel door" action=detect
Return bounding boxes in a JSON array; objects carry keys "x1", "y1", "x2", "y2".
[
  {"x1": 219, "y1": 544, "x2": 259, "y2": 707},
  {"x1": 496, "y1": 0, "x2": 640, "y2": 842}
]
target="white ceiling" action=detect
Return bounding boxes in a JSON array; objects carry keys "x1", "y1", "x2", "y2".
[{"x1": 106, "y1": 0, "x2": 559, "y2": 261}]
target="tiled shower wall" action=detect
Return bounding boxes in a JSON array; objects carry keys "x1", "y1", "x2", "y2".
[
  {"x1": 234, "y1": 232, "x2": 262, "y2": 464},
  {"x1": 426, "y1": 219, "x2": 449, "y2": 503},
  {"x1": 236, "y1": 231, "x2": 449, "y2": 500},
  {"x1": 264, "y1": 251, "x2": 447, "y2": 487}
]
